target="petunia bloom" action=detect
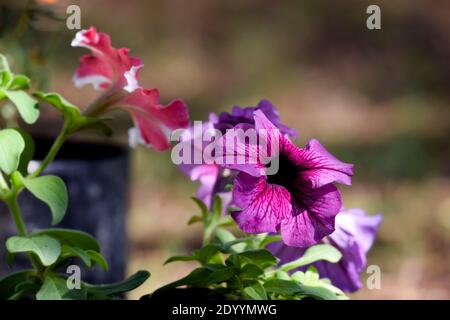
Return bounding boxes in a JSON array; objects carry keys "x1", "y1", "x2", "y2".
[
  {"x1": 216, "y1": 110, "x2": 353, "y2": 247},
  {"x1": 72, "y1": 27, "x2": 189, "y2": 150},
  {"x1": 268, "y1": 208, "x2": 383, "y2": 292},
  {"x1": 178, "y1": 113, "x2": 233, "y2": 208},
  {"x1": 179, "y1": 100, "x2": 296, "y2": 209}
]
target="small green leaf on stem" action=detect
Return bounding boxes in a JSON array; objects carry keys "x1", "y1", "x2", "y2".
[
  {"x1": 23, "y1": 175, "x2": 68, "y2": 226},
  {"x1": 6, "y1": 235, "x2": 61, "y2": 266},
  {"x1": 84, "y1": 270, "x2": 150, "y2": 296},
  {"x1": 33, "y1": 91, "x2": 80, "y2": 121},
  {"x1": 279, "y1": 244, "x2": 341, "y2": 272},
  {"x1": 31, "y1": 229, "x2": 100, "y2": 252},
  {"x1": 86, "y1": 250, "x2": 109, "y2": 271},
  {"x1": 0, "y1": 129, "x2": 25, "y2": 174},
  {"x1": 1, "y1": 90, "x2": 39, "y2": 124},
  {"x1": 36, "y1": 275, "x2": 87, "y2": 300}
]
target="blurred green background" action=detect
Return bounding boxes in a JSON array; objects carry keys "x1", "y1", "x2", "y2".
[{"x1": 1, "y1": 0, "x2": 449, "y2": 299}]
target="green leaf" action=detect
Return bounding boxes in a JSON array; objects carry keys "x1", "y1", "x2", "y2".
[
  {"x1": 205, "y1": 266, "x2": 237, "y2": 286},
  {"x1": 36, "y1": 275, "x2": 87, "y2": 300},
  {"x1": 259, "y1": 234, "x2": 282, "y2": 248},
  {"x1": 279, "y1": 244, "x2": 341, "y2": 272},
  {"x1": 0, "y1": 129, "x2": 25, "y2": 174},
  {"x1": 154, "y1": 267, "x2": 212, "y2": 293},
  {"x1": 297, "y1": 284, "x2": 340, "y2": 300},
  {"x1": 0, "y1": 71, "x2": 11, "y2": 89},
  {"x1": 0, "y1": 270, "x2": 36, "y2": 300},
  {"x1": 10, "y1": 280, "x2": 40, "y2": 300},
  {"x1": 243, "y1": 283, "x2": 267, "y2": 300},
  {"x1": 274, "y1": 270, "x2": 291, "y2": 280},
  {"x1": 291, "y1": 270, "x2": 319, "y2": 284},
  {"x1": 291, "y1": 270, "x2": 348, "y2": 300},
  {"x1": 62, "y1": 245, "x2": 92, "y2": 267},
  {"x1": 8, "y1": 75, "x2": 30, "y2": 90},
  {"x1": 33, "y1": 91, "x2": 80, "y2": 121},
  {"x1": 194, "y1": 244, "x2": 221, "y2": 265},
  {"x1": 191, "y1": 197, "x2": 208, "y2": 220},
  {"x1": 215, "y1": 227, "x2": 236, "y2": 243},
  {"x1": 164, "y1": 255, "x2": 196, "y2": 265},
  {"x1": 0, "y1": 54, "x2": 10, "y2": 72},
  {"x1": 221, "y1": 237, "x2": 255, "y2": 251},
  {"x1": 264, "y1": 279, "x2": 302, "y2": 296},
  {"x1": 236, "y1": 249, "x2": 278, "y2": 269},
  {"x1": 212, "y1": 196, "x2": 222, "y2": 217},
  {"x1": 6, "y1": 235, "x2": 61, "y2": 266},
  {"x1": 84, "y1": 270, "x2": 150, "y2": 296},
  {"x1": 187, "y1": 215, "x2": 203, "y2": 225},
  {"x1": 264, "y1": 279, "x2": 339, "y2": 300},
  {"x1": 15, "y1": 128, "x2": 35, "y2": 175},
  {"x1": 23, "y1": 175, "x2": 68, "y2": 225},
  {"x1": 2, "y1": 90, "x2": 39, "y2": 124},
  {"x1": 32, "y1": 229, "x2": 100, "y2": 252},
  {"x1": 239, "y1": 264, "x2": 264, "y2": 280},
  {"x1": 86, "y1": 250, "x2": 109, "y2": 271},
  {"x1": 215, "y1": 228, "x2": 248, "y2": 253}
]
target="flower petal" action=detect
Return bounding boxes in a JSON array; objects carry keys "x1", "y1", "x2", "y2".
[
  {"x1": 214, "y1": 123, "x2": 268, "y2": 177},
  {"x1": 232, "y1": 172, "x2": 291, "y2": 233},
  {"x1": 73, "y1": 54, "x2": 113, "y2": 89},
  {"x1": 194, "y1": 165, "x2": 220, "y2": 206},
  {"x1": 71, "y1": 27, "x2": 115, "y2": 57},
  {"x1": 122, "y1": 89, "x2": 189, "y2": 129},
  {"x1": 121, "y1": 88, "x2": 189, "y2": 150},
  {"x1": 256, "y1": 99, "x2": 298, "y2": 139},
  {"x1": 215, "y1": 99, "x2": 298, "y2": 139},
  {"x1": 129, "y1": 113, "x2": 172, "y2": 151},
  {"x1": 72, "y1": 27, "x2": 143, "y2": 89},
  {"x1": 123, "y1": 65, "x2": 143, "y2": 92},
  {"x1": 280, "y1": 183, "x2": 342, "y2": 247},
  {"x1": 299, "y1": 139, "x2": 354, "y2": 187},
  {"x1": 332, "y1": 209, "x2": 383, "y2": 263}
]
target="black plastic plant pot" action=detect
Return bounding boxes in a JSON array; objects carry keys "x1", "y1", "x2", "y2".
[{"x1": 0, "y1": 138, "x2": 130, "y2": 284}]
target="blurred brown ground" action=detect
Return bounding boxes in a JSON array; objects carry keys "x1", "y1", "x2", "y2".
[{"x1": 1, "y1": 0, "x2": 449, "y2": 299}]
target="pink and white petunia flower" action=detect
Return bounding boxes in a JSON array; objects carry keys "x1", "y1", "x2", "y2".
[{"x1": 72, "y1": 26, "x2": 189, "y2": 150}]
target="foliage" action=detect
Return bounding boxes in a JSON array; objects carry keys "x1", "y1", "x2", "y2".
[
  {"x1": 0, "y1": 54, "x2": 149, "y2": 300},
  {"x1": 152, "y1": 197, "x2": 348, "y2": 300}
]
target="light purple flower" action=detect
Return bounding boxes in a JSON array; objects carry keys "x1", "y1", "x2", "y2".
[
  {"x1": 215, "y1": 99, "x2": 298, "y2": 139},
  {"x1": 268, "y1": 208, "x2": 383, "y2": 292},
  {"x1": 216, "y1": 110, "x2": 353, "y2": 247},
  {"x1": 178, "y1": 113, "x2": 222, "y2": 207}
]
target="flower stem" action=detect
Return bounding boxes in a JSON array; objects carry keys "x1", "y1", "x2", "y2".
[
  {"x1": 29, "y1": 121, "x2": 69, "y2": 179},
  {"x1": 6, "y1": 196, "x2": 27, "y2": 237},
  {"x1": 6, "y1": 195, "x2": 41, "y2": 270}
]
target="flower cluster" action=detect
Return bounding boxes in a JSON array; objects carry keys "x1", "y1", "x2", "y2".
[
  {"x1": 71, "y1": 27, "x2": 381, "y2": 295},
  {"x1": 179, "y1": 100, "x2": 381, "y2": 292},
  {"x1": 72, "y1": 27, "x2": 190, "y2": 151}
]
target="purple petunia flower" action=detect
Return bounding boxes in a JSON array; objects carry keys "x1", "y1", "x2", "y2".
[
  {"x1": 268, "y1": 208, "x2": 383, "y2": 292},
  {"x1": 179, "y1": 100, "x2": 297, "y2": 209},
  {"x1": 216, "y1": 110, "x2": 353, "y2": 247}
]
